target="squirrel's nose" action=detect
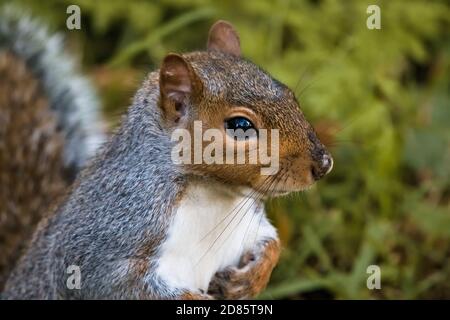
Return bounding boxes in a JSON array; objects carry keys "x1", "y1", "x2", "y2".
[{"x1": 311, "y1": 154, "x2": 333, "y2": 181}]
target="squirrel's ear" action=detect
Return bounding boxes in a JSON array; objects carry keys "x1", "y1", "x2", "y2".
[
  {"x1": 207, "y1": 20, "x2": 241, "y2": 57},
  {"x1": 159, "y1": 53, "x2": 202, "y2": 124}
]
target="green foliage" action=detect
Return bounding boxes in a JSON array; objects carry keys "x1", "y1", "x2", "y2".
[{"x1": 6, "y1": 0, "x2": 449, "y2": 298}]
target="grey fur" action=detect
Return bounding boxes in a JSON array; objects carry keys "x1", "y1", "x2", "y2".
[
  {"x1": 0, "y1": 6, "x2": 104, "y2": 171},
  {"x1": 2, "y1": 75, "x2": 185, "y2": 299}
]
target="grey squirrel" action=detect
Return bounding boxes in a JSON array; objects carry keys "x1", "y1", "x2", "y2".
[{"x1": 0, "y1": 14, "x2": 332, "y2": 299}]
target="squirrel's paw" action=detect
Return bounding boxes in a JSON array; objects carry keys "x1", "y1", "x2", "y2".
[{"x1": 207, "y1": 239, "x2": 280, "y2": 300}]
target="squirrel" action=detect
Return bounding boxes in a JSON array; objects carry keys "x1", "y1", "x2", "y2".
[
  {"x1": 1, "y1": 17, "x2": 333, "y2": 299},
  {"x1": 0, "y1": 7, "x2": 104, "y2": 291}
]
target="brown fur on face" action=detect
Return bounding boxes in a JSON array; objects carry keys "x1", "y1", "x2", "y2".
[
  {"x1": 156, "y1": 21, "x2": 332, "y2": 196},
  {"x1": 0, "y1": 51, "x2": 70, "y2": 290},
  {"x1": 159, "y1": 49, "x2": 332, "y2": 195}
]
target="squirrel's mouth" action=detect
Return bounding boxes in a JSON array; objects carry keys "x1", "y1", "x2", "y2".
[
  {"x1": 265, "y1": 189, "x2": 290, "y2": 197},
  {"x1": 266, "y1": 186, "x2": 312, "y2": 198},
  {"x1": 266, "y1": 188, "x2": 292, "y2": 198},
  {"x1": 248, "y1": 173, "x2": 311, "y2": 198},
  {"x1": 260, "y1": 180, "x2": 316, "y2": 198},
  {"x1": 248, "y1": 187, "x2": 293, "y2": 199}
]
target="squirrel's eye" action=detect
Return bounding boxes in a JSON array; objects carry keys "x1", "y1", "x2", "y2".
[
  {"x1": 225, "y1": 116, "x2": 257, "y2": 139},
  {"x1": 225, "y1": 117, "x2": 255, "y2": 131}
]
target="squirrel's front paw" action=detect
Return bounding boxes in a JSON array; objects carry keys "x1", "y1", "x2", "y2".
[{"x1": 208, "y1": 239, "x2": 280, "y2": 299}]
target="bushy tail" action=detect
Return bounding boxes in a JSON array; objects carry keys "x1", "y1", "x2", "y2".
[{"x1": 0, "y1": 6, "x2": 105, "y2": 289}]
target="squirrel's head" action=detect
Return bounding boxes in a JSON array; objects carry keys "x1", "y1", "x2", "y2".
[{"x1": 158, "y1": 20, "x2": 332, "y2": 197}]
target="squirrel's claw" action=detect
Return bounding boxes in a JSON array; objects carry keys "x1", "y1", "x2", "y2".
[{"x1": 207, "y1": 238, "x2": 280, "y2": 300}]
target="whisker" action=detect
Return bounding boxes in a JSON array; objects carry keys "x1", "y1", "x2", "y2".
[
  {"x1": 194, "y1": 175, "x2": 279, "y2": 265},
  {"x1": 197, "y1": 176, "x2": 273, "y2": 243},
  {"x1": 246, "y1": 171, "x2": 288, "y2": 251},
  {"x1": 251, "y1": 171, "x2": 290, "y2": 248},
  {"x1": 296, "y1": 81, "x2": 314, "y2": 98},
  {"x1": 293, "y1": 65, "x2": 312, "y2": 95},
  {"x1": 216, "y1": 172, "x2": 286, "y2": 258},
  {"x1": 330, "y1": 111, "x2": 367, "y2": 137}
]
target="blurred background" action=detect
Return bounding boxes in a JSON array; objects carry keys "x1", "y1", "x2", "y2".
[{"x1": 3, "y1": 0, "x2": 449, "y2": 299}]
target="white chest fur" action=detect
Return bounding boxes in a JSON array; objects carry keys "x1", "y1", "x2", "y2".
[{"x1": 155, "y1": 181, "x2": 277, "y2": 292}]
